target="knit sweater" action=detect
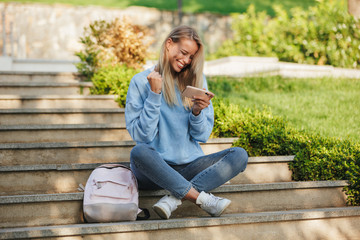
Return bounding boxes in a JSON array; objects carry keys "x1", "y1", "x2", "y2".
[{"x1": 125, "y1": 67, "x2": 214, "y2": 165}]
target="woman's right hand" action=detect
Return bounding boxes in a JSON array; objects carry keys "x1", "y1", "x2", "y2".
[{"x1": 147, "y1": 71, "x2": 162, "y2": 94}]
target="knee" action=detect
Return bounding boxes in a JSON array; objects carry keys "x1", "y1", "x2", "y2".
[
  {"x1": 130, "y1": 143, "x2": 152, "y2": 165},
  {"x1": 231, "y1": 147, "x2": 248, "y2": 173}
]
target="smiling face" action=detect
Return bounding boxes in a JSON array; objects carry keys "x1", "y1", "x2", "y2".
[{"x1": 166, "y1": 38, "x2": 199, "y2": 73}]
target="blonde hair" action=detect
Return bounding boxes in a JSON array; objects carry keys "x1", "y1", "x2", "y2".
[{"x1": 156, "y1": 25, "x2": 205, "y2": 109}]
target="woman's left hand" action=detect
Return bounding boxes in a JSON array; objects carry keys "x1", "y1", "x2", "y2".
[{"x1": 191, "y1": 92, "x2": 213, "y2": 116}]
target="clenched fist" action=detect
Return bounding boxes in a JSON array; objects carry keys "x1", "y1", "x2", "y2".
[{"x1": 147, "y1": 71, "x2": 162, "y2": 94}]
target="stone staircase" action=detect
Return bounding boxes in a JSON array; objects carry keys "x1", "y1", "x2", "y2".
[{"x1": 0, "y1": 71, "x2": 360, "y2": 239}]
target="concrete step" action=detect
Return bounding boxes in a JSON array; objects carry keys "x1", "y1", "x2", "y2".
[
  {"x1": 0, "y1": 108, "x2": 125, "y2": 125},
  {"x1": 1, "y1": 207, "x2": 360, "y2": 240},
  {"x1": 0, "y1": 95, "x2": 119, "y2": 108},
  {"x1": 0, "y1": 58, "x2": 78, "y2": 73},
  {"x1": 0, "y1": 156, "x2": 294, "y2": 196},
  {"x1": 0, "y1": 82, "x2": 92, "y2": 95},
  {"x1": 0, "y1": 181, "x2": 348, "y2": 228},
  {"x1": 0, "y1": 72, "x2": 83, "y2": 83},
  {"x1": 0, "y1": 138, "x2": 236, "y2": 166},
  {"x1": 0, "y1": 124, "x2": 131, "y2": 143}
]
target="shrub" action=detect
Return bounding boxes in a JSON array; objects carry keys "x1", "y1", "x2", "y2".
[
  {"x1": 90, "y1": 64, "x2": 140, "y2": 108},
  {"x1": 75, "y1": 18, "x2": 149, "y2": 80},
  {"x1": 211, "y1": 98, "x2": 360, "y2": 205},
  {"x1": 212, "y1": 0, "x2": 360, "y2": 69}
]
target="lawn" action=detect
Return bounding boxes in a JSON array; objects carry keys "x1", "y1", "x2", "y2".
[
  {"x1": 0, "y1": 0, "x2": 318, "y2": 16},
  {"x1": 208, "y1": 75, "x2": 360, "y2": 143}
]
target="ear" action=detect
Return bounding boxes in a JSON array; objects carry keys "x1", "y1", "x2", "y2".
[{"x1": 165, "y1": 38, "x2": 173, "y2": 51}]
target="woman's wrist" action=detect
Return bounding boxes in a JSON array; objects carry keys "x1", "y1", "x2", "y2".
[
  {"x1": 151, "y1": 88, "x2": 162, "y2": 94},
  {"x1": 192, "y1": 109, "x2": 201, "y2": 116}
]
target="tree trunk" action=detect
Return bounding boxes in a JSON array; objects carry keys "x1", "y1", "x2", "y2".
[
  {"x1": 348, "y1": 0, "x2": 360, "y2": 19},
  {"x1": 178, "y1": 0, "x2": 183, "y2": 24}
]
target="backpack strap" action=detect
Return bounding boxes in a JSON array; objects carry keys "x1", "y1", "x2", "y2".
[{"x1": 136, "y1": 208, "x2": 150, "y2": 220}]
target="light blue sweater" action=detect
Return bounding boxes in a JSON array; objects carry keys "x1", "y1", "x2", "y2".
[{"x1": 125, "y1": 67, "x2": 214, "y2": 165}]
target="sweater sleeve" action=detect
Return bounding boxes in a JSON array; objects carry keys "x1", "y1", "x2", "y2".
[
  {"x1": 188, "y1": 76, "x2": 214, "y2": 143},
  {"x1": 125, "y1": 74, "x2": 162, "y2": 143}
]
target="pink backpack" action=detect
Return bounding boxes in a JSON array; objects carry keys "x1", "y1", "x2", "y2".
[{"x1": 83, "y1": 164, "x2": 149, "y2": 222}]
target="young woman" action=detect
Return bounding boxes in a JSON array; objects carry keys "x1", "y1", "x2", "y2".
[{"x1": 125, "y1": 25, "x2": 248, "y2": 219}]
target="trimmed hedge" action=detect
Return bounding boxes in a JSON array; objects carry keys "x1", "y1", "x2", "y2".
[
  {"x1": 90, "y1": 64, "x2": 140, "y2": 108},
  {"x1": 211, "y1": 98, "x2": 360, "y2": 205}
]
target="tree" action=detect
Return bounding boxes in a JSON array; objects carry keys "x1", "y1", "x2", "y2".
[{"x1": 178, "y1": 0, "x2": 183, "y2": 24}]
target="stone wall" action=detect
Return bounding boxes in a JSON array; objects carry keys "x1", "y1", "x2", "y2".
[{"x1": 0, "y1": 2, "x2": 232, "y2": 60}]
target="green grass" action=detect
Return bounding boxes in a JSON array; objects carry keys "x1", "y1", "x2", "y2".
[
  {"x1": 208, "y1": 75, "x2": 360, "y2": 143},
  {"x1": 0, "y1": 0, "x2": 318, "y2": 16}
]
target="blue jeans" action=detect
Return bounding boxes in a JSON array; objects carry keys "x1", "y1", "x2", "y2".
[{"x1": 130, "y1": 143, "x2": 248, "y2": 199}]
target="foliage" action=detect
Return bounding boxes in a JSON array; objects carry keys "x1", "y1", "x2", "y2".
[
  {"x1": 212, "y1": 0, "x2": 360, "y2": 69},
  {"x1": 75, "y1": 18, "x2": 149, "y2": 80},
  {"x1": 90, "y1": 64, "x2": 140, "y2": 108},
  {"x1": 211, "y1": 98, "x2": 360, "y2": 205},
  {"x1": 75, "y1": 18, "x2": 148, "y2": 107},
  {"x1": 207, "y1": 74, "x2": 360, "y2": 143},
  {"x1": 4, "y1": 0, "x2": 318, "y2": 16}
]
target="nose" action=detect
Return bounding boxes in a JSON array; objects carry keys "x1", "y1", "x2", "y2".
[{"x1": 184, "y1": 56, "x2": 192, "y2": 65}]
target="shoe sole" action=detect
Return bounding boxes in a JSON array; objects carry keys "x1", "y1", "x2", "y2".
[
  {"x1": 153, "y1": 205, "x2": 170, "y2": 219},
  {"x1": 212, "y1": 200, "x2": 231, "y2": 217}
]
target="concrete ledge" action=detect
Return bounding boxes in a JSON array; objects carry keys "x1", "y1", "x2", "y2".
[
  {"x1": 0, "y1": 95, "x2": 117, "y2": 100},
  {"x1": 206, "y1": 56, "x2": 279, "y2": 66},
  {"x1": 0, "y1": 108, "x2": 124, "y2": 114},
  {"x1": 0, "y1": 123, "x2": 126, "y2": 130},
  {"x1": 0, "y1": 58, "x2": 78, "y2": 73},
  {"x1": 0, "y1": 156, "x2": 294, "y2": 172},
  {"x1": 0, "y1": 71, "x2": 78, "y2": 76},
  {"x1": 0, "y1": 108, "x2": 125, "y2": 125},
  {"x1": 0, "y1": 138, "x2": 236, "y2": 150},
  {"x1": 205, "y1": 137, "x2": 238, "y2": 144},
  {"x1": 0, "y1": 140, "x2": 136, "y2": 150},
  {"x1": 0, "y1": 207, "x2": 359, "y2": 239},
  {"x1": 0, "y1": 181, "x2": 348, "y2": 204},
  {"x1": 140, "y1": 181, "x2": 348, "y2": 197},
  {"x1": 0, "y1": 162, "x2": 130, "y2": 172},
  {"x1": 0, "y1": 95, "x2": 120, "y2": 109},
  {"x1": 204, "y1": 56, "x2": 360, "y2": 79},
  {"x1": 247, "y1": 155, "x2": 295, "y2": 163},
  {"x1": 0, "y1": 72, "x2": 83, "y2": 83},
  {"x1": 0, "y1": 82, "x2": 92, "y2": 87},
  {"x1": 204, "y1": 56, "x2": 280, "y2": 77}
]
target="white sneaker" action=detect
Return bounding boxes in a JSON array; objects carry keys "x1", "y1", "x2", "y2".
[
  {"x1": 152, "y1": 195, "x2": 182, "y2": 219},
  {"x1": 196, "y1": 191, "x2": 231, "y2": 217}
]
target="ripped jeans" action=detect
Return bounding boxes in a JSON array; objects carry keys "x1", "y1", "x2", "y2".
[{"x1": 130, "y1": 143, "x2": 248, "y2": 199}]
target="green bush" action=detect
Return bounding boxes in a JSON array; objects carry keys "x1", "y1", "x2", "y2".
[
  {"x1": 212, "y1": 0, "x2": 360, "y2": 69},
  {"x1": 211, "y1": 98, "x2": 360, "y2": 205},
  {"x1": 75, "y1": 18, "x2": 149, "y2": 80},
  {"x1": 75, "y1": 18, "x2": 148, "y2": 107},
  {"x1": 90, "y1": 64, "x2": 140, "y2": 108}
]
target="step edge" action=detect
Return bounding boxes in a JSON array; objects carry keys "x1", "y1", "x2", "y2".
[
  {"x1": 1, "y1": 207, "x2": 359, "y2": 239},
  {"x1": 0, "y1": 181, "x2": 348, "y2": 204},
  {"x1": 0, "y1": 141, "x2": 136, "y2": 149},
  {"x1": 0, "y1": 156, "x2": 294, "y2": 172},
  {"x1": 0, "y1": 138, "x2": 237, "y2": 149},
  {"x1": 0, "y1": 71, "x2": 79, "y2": 76},
  {"x1": 0, "y1": 82, "x2": 92, "y2": 87},
  {"x1": 0, "y1": 95, "x2": 117, "y2": 100},
  {"x1": 0, "y1": 108, "x2": 125, "y2": 113},
  {"x1": 204, "y1": 138, "x2": 238, "y2": 144},
  {"x1": 0, "y1": 123, "x2": 127, "y2": 130}
]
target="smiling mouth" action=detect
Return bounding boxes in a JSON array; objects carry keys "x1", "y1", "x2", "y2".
[{"x1": 177, "y1": 61, "x2": 185, "y2": 69}]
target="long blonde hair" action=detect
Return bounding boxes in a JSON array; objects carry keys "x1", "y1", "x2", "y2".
[{"x1": 156, "y1": 25, "x2": 205, "y2": 109}]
